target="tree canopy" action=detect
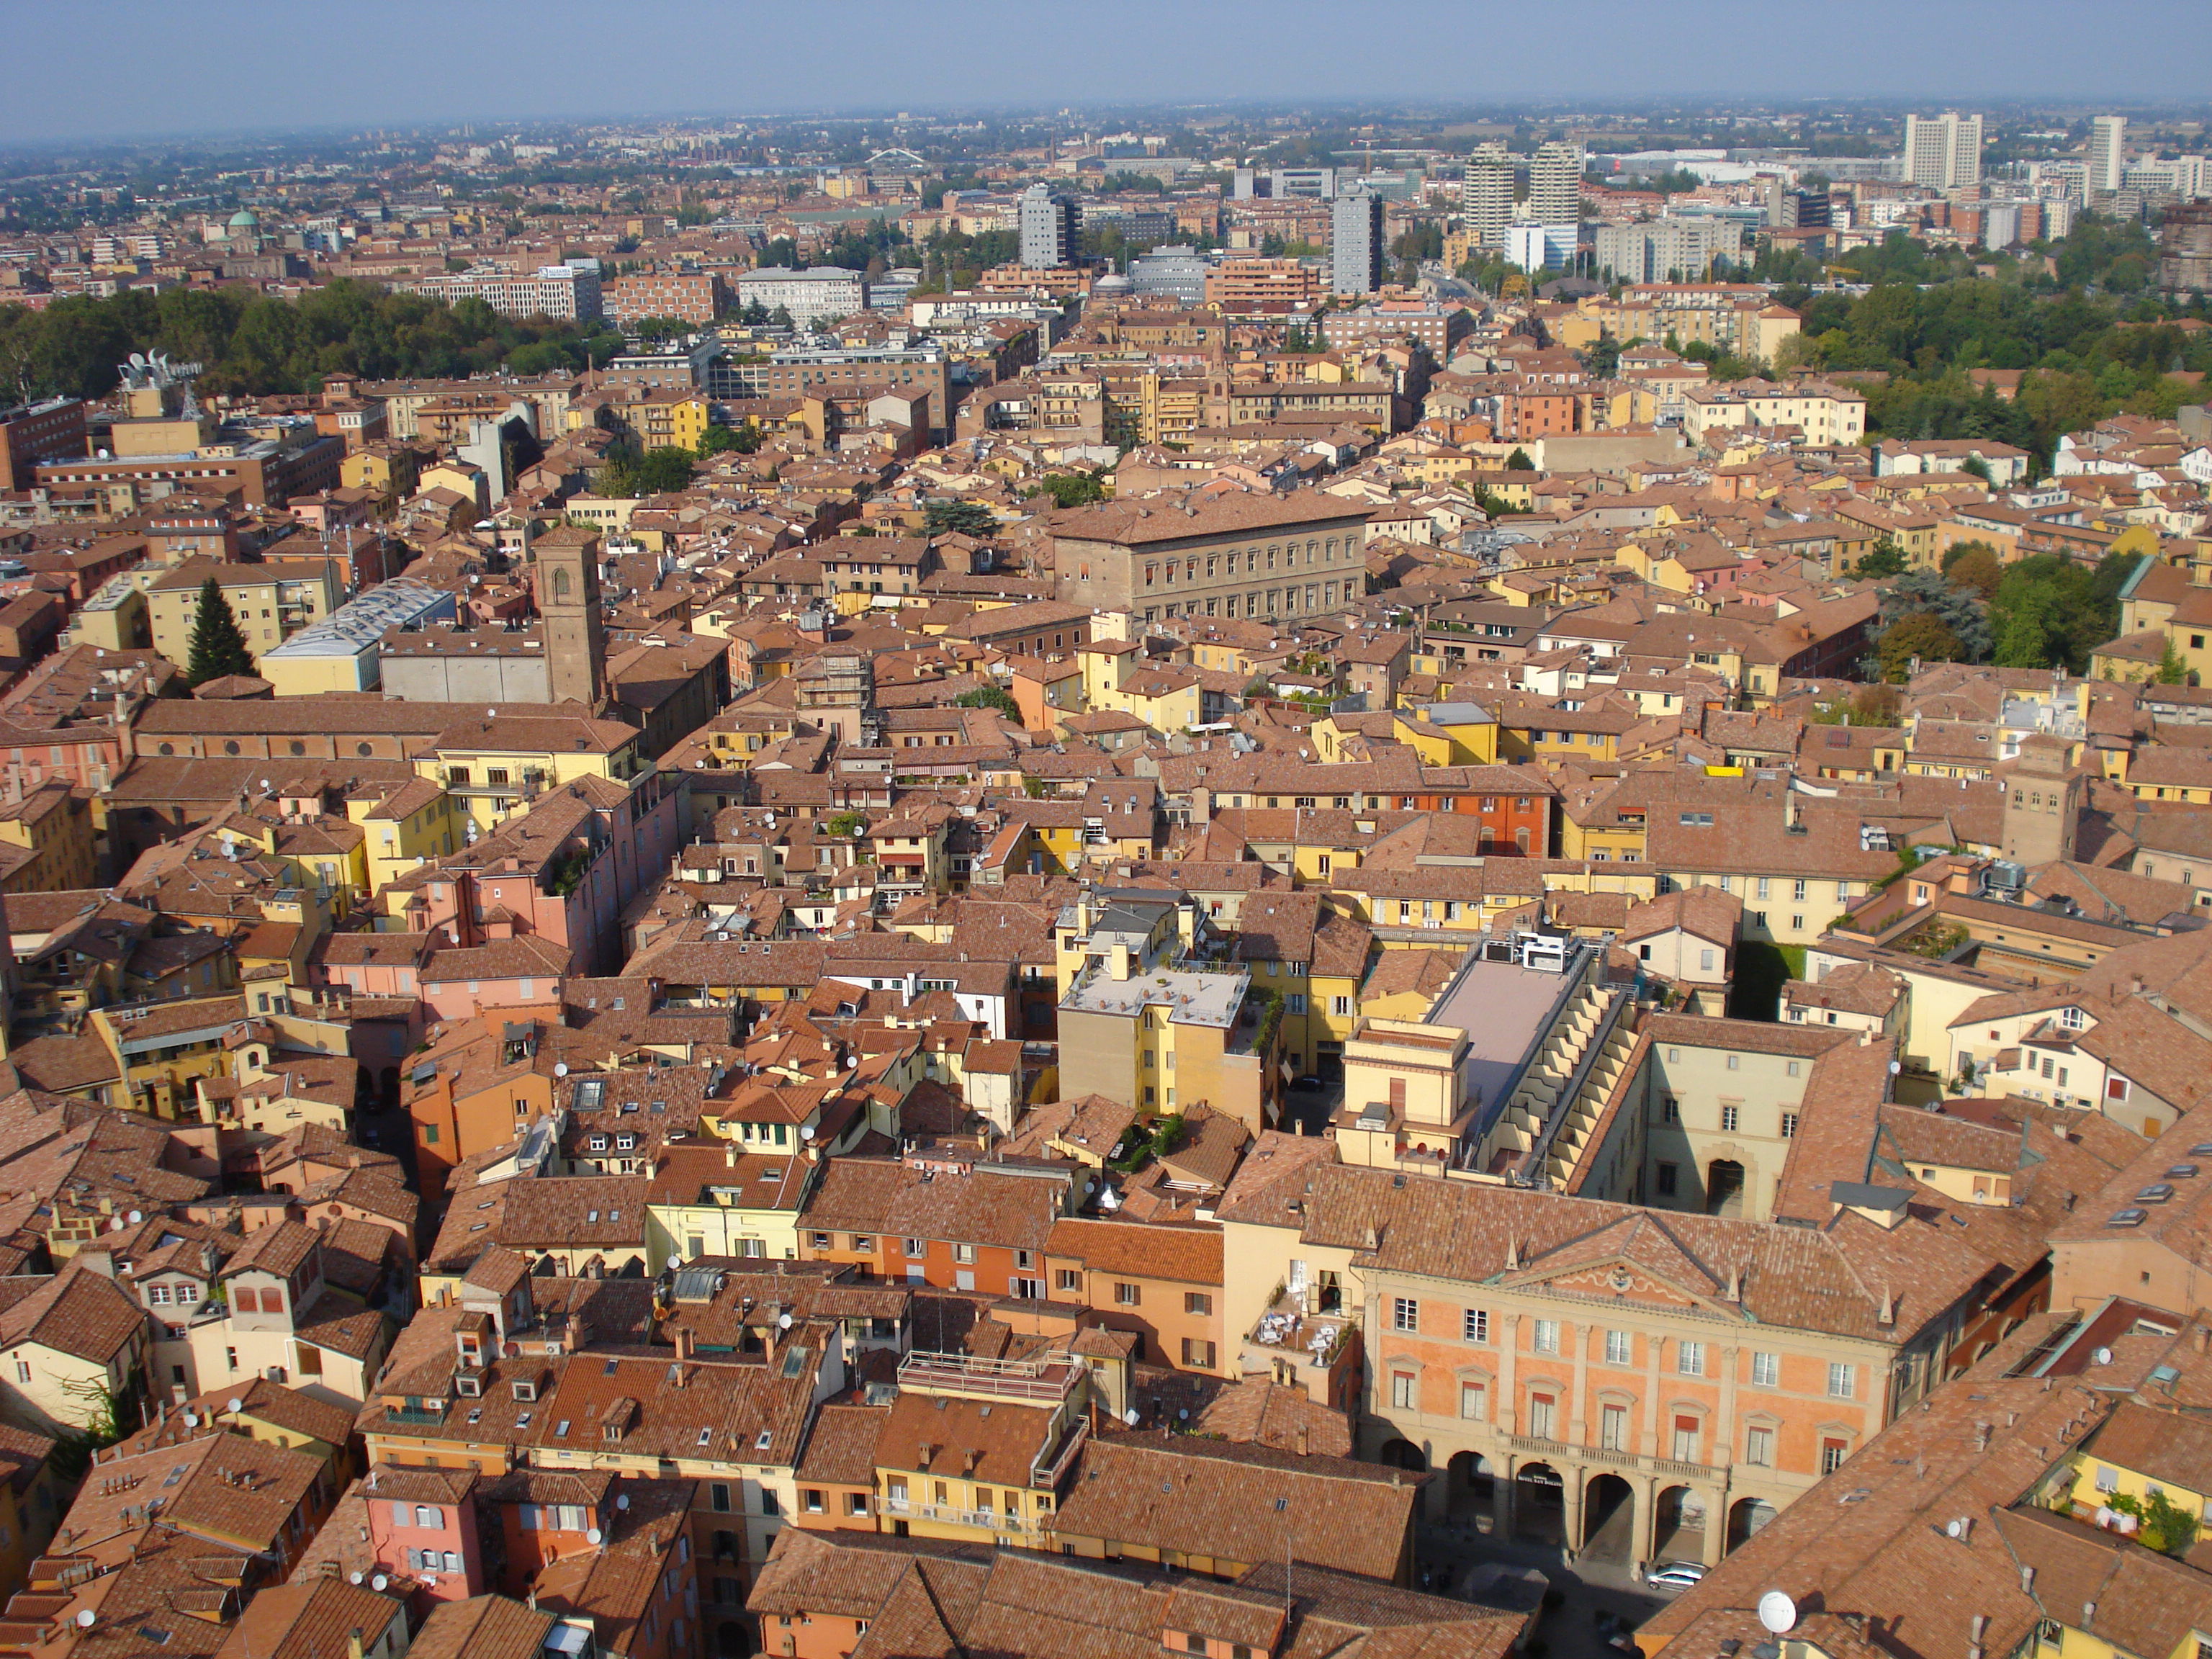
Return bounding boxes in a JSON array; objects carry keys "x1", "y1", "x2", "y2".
[
  {"x1": 0, "y1": 279, "x2": 624, "y2": 401},
  {"x1": 953, "y1": 685, "x2": 1022, "y2": 720},
  {"x1": 924, "y1": 499, "x2": 999, "y2": 539}
]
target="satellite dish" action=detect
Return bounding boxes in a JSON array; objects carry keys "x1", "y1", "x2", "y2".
[
  {"x1": 616, "y1": 1494, "x2": 630, "y2": 1511},
  {"x1": 349, "y1": 1572, "x2": 364, "y2": 1586},
  {"x1": 1123, "y1": 1407, "x2": 1141, "y2": 1426},
  {"x1": 1177, "y1": 1408, "x2": 1189, "y2": 1421},
  {"x1": 226, "y1": 1398, "x2": 243, "y2": 1414},
  {"x1": 76, "y1": 1611, "x2": 96, "y2": 1629},
  {"x1": 778, "y1": 1313, "x2": 793, "y2": 1330},
  {"x1": 371, "y1": 1574, "x2": 388, "y2": 1592},
  {"x1": 129, "y1": 1210, "x2": 142, "y2": 1223},
  {"x1": 1888, "y1": 1061, "x2": 1902, "y2": 1074},
  {"x1": 800, "y1": 1124, "x2": 815, "y2": 1141},
  {"x1": 181, "y1": 1412, "x2": 198, "y2": 1428},
  {"x1": 555, "y1": 1063, "x2": 569, "y2": 1078},
  {"x1": 586, "y1": 1527, "x2": 603, "y2": 1545},
  {"x1": 1757, "y1": 1593, "x2": 1797, "y2": 1636},
  {"x1": 2093, "y1": 1346, "x2": 2113, "y2": 1366}
]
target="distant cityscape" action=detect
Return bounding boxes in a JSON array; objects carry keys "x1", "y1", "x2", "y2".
[{"x1": 0, "y1": 89, "x2": 2204, "y2": 1659}]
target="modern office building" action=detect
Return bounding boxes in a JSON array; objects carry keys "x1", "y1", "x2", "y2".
[
  {"x1": 1463, "y1": 143, "x2": 1515, "y2": 251},
  {"x1": 409, "y1": 262, "x2": 603, "y2": 322},
  {"x1": 1128, "y1": 246, "x2": 1213, "y2": 306},
  {"x1": 1902, "y1": 112, "x2": 1984, "y2": 189},
  {"x1": 1017, "y1": 183, "x2": 1081, "y2": 269},
  {"x1": 1527, "y1": 141, "x2": 1586, "y2": 227},
  {"x1": 2088, "y1": 114, "x2": 2128, "y2": 195},
  {"x1": 1331, "y1": 188, "x2": 1386, "y2": 297},
  {"x1": 1506, "y1": 223, "x2": 1578, "y2": 274},
  {"x1": 1232, "y1": 167, "x2": 1338, "y2": 199}
]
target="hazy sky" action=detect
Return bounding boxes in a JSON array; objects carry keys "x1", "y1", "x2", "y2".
[{"x1": 9, "y1": 0, "x2": 2211, "y2": 145}]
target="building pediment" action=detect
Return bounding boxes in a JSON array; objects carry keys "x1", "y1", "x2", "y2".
[{"x1": 1506, "y1": 1255, "x2": 1716, "y2": 1313}]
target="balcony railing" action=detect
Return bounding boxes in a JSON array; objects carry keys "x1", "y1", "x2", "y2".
[{"x1": 877, "y1": 1497, "x2": 1040, "y2": 1534}]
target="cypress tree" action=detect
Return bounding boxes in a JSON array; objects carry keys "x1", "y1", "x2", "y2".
[{"x1": 185, "y1": 577, "x2": 256, "y2": 686}]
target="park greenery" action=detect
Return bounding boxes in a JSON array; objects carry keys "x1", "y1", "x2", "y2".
[
  {"x1": 0, "y1": 278, "x2": 626, "y2": 400},
  {"x1": 1868, "y1": 545, "x2": 2139, "y2": 680}
]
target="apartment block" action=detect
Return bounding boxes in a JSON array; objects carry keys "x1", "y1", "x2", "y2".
[{"x1": 601, "y1": 271, "x2": 730, "y2": 326}]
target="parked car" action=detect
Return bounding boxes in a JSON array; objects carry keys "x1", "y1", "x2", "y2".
[{"x1": 1647, "y1": 1563, "x2": 1707, "y2": 1593}]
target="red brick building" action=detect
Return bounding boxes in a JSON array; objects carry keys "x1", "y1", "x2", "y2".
[{"x1": 603, "y1": 271, "x2": 732, "y2": 326}]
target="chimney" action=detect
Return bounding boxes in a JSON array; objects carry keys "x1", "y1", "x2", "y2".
[
  {"x1": 349, "y1": 1630, "x2": 365, "y2": 1659},
  {"x1": 1297, "y1": 1425, "x2": 1310, "y2": 1457},
  {"x1": 673, "y1": 1326, "x2": 695, "y2": 1362}
]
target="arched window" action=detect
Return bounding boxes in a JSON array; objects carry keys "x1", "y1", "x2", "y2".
[{"x1": 552, "y1": 567, "x2": 572, "y2": 603}]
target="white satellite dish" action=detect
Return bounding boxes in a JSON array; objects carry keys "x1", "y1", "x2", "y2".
[
  {"x1": 76, "y1": 1611, "x2": 96, "y2": 1629},
  {"x1": 778, "y1": 1313, "x2": 793, "y2": 1330},
  {"x1": 1757, "y1": 1592, "x2": 1797, "y2": 1636},
  {"x1": 555, "y1": 1063, "x2": 569, "y2": 1077},
  {"x1": 586, "y1": 1527, "x2": 603, "y2": 1545},
  {"x1": 226, "y1": 1398, "x2": 243, "y2": 1414},
  {"x1": 800, "y1": 1124, "x2": 815, "y2": 1141},
  {"x1": 1123, "y1": 1407, "x2": 1141, "y2": 1426},
  {"x1": 181, "y1": 1412, "x2": 198, "y2": 1428},
  {"x1": 2093, "y1": 1347, "x2": 2113, "y2": 1366},
  {"x1": 371, "y1": 1574, "x2": 388, "y2": 1592},
  {"x1": 349, "y1": 1571, "x2": 364, "y2": 1586}
]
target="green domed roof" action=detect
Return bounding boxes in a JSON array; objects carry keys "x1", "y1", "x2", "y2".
[{"x1": 228, "y1": 207, "x2": 260, "y2": 228}]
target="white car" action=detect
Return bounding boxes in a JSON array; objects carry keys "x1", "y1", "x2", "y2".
[{"x1": 1647, "y1": 1563, "x2": 1707, "y2": 1593}]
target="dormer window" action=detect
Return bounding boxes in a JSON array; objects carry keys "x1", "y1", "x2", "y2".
[
  {"x1": 455, "y1": 1375, "x2": 482, "y2": 1398},
  {"x1": 513, "y1": 1378, "x2": 537, "y2": 1403}
]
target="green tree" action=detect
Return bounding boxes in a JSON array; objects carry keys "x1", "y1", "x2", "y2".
[
  {"x1": 696, "y1": 423, "x2": 761, "y2": 457},
  {"x1": 1504, "y1": 447, "x2": 1536, "y2": 471},
  {"x1": 2155, "y1": 639, "x2": 2190, "y2": 685},
  {"x1": 184, "y1": 577, "x2": 256, "y2": 686},
  {"x1": 1876, "y1": 613, "x2": 1966, "y2": 681},
  {"x1": 630, "y1": 446, "x2": 700, "y2": 495},
  {"x1": 1031, "y1": 472, "x2": 1107, "y2": 508},
  {"x1": 954, "y1": 685, "x2": 1022, "y2": 720},
  {"x1": 1851, "y1": 541, "x2": 1909, "y2": 580},
  {"x1": 1987, "y1": 552, "x2": 2137, "y2": 673},
  {"x1": 1877, "y1": 568, "x2": 1993, "y2": 662},
  {"x1": 925, "y1": 499, "x2": 999, "y2": 539},
  {"x1": 1941, "y1": 540, "x2": 2004, "y2": 601}
]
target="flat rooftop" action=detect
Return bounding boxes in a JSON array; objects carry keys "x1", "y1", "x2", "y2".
[
  {"x1": 1423, "y1": 946, "x2": 1588, "y2": 1117},
  {"x1": 1058, "y1": 963, "x2": 1247, "y2": 1028}
]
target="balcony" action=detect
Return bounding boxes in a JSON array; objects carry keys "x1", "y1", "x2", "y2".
[
  {"x1": 877, "y1": 1497, "x2": 1042, "y2": 1534},
  {"x1": 1030, "y1": 1414, "x2": 1087, "y2": 1490}
]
